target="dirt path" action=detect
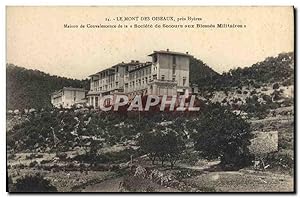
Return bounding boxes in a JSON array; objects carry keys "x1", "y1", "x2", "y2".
[
  {"x1": 82, "y1": 177, "x2": 124, "y2": 192},
  {"x1": 81, "y1": 176, "x2": 180, "y2": 192}
]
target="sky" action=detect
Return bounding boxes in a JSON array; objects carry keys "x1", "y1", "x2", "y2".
[{"x1": 6, "y1": 6, "x2": 294, "y2": 79}]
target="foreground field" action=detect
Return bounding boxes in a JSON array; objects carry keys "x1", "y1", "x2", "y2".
[
  {"x1": 184, "y1": 170, "x2": 293, "y2": 192},
  {"x1": 7, "y1": 152, "x2": 294, "y2": 192}
]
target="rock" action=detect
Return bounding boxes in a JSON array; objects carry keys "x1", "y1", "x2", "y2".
[
  {"x1": 134, "y1": 165, "x2": 147, "y2": 178},
  {"x1": 29, "y1": 108, "x2": 36, "y2": 113}
]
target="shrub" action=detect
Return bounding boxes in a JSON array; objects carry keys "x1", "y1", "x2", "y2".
[
  {"x1": 14, "y1": 174, "x2": 57, "y2": 192},
  {"x1": 236, "y1": 90, "x2": 242, "y2": 94},
  {"x1": 56, "y1": 152, "x2": 67, "y2": 160},
  {"x1": 29, "y1": 161, "x2": 38, "y2": 168},
  {"x1": 25, "y1": 153, "x2": 43, "y2": 160},
  {"x1": 273, "y1": 83, "x2": 280, "y2": 90}
]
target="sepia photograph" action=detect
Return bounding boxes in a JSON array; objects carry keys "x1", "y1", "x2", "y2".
[{"x1": 5, "y1": 6, "x2": 295, "y2": 192}]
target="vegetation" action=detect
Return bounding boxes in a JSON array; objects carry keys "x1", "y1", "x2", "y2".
[
  {"x1": 189, "y1": 103, "x2": 254, "y2": 169},
  {"x1": 8, "y1": 102, "x2": 255, "y2": 170},
  {"x1": 7, "y1": 52, "x2": 293, "y2": 110},
  {"x1": 6, "y1": 64, "x2": 89, "y2": 110},
  {"x1": 189, "y1": 57, "x2": 220, "y2": 85},
  {"x1": 6, "y1": 52, "x2": 294, "y2": 177},
  {"x1": 138, "y1": 131, "x2": 185, "y2": 168},
  {"x1": 191, "y1": 52, "x2": 294, "y2": 92},
  {"x1": 13, "y1": 174, "x2": 57, "y2": 192}
]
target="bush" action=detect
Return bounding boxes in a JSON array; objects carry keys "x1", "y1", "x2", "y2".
[
  {"x1": 264, "y1": 151, "x2": 294, "y2": 173},
  {"x1": 29, "y1": 161, "x2": 38, "y2": 168},
  {"x1": 273, "y1": 83, "x2": 280, "y2": 90},
  {"x1": 25, "y1": 153, "x2": 43, "y2": 160},
  {"x1": 56, "y1": 152, "x2": 67, "y2": 160},
  {"x1": 14, "y1": 174, "x2": 57, "y2": 192},
  {"x1": 73, "y1": 148, "x2": 139, "y2": 164}
]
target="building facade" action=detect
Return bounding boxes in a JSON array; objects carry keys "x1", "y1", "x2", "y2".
[
  {"x1": 87, "y1": 49, "x2": 195, "y2": 108},
  {"x1": 51, "y1": 87, "x2": 87, "y2": 108}
]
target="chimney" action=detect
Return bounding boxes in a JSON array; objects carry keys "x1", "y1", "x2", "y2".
[{"x1": 166, "y1": 48, "x2": 169, "y2": 52}]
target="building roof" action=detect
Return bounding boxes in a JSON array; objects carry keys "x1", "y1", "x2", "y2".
[
  {"x1": 62, "y1": 87, "x2": 87, "y2": 92},
  {"x1": 51, "y1": 87, "x2": 87, "y2": 96},
  {"x1": 89, "y1": 61, "x2": 151, "y2": 77},
  {"x1": 88, "y1": 50, "x2": 191, "y2": 77},
  {"x1": 148, "y1": 50, "x2": 192, "y2": 57}
]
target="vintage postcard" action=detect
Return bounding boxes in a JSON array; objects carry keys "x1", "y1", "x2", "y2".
[{"x1": 6, "y1": 6, "x2": 294, "y2": 192}]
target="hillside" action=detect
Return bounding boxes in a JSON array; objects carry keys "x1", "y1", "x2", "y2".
[
  {"x1": 6, "y1": 64, "x2": 89, "y2": 110},
  {"x1": 7, "y1": 52, "x2": 294, "y2": 110},
  {"x1": 189, "y1": 57, "x2": 220, "y2": 84},
  {"x1": 195, "y1": 52, "x2": 294, "y2": 91},
  {"x1": 7, "y1": 59, "x2": 219, "y2": 110}
]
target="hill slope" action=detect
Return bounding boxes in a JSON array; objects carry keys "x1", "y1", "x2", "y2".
[
  {"x1": 7, "y1": 52, "x2": 294, "y2": 110},
  {"x1": 6, "y1": 64, "x2": 89, "y2": 110},
  {"x1": 194, "y1": 52, "x2": 294, "y2": 91},
  {"x1": 189, "y1": 57, "x2": 220, "y2": 84}
]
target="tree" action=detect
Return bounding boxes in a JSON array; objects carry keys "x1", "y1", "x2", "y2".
[
  {"x1": 138, "y1": 132, "x2": 161, "y2": 165},
  {"x1": 191, "y1": 103, "x2": 254, "y2": 169},
  {"x1": 164, "y1": 132, "x2": 185, "y2": 168},
  {"x1": 138, "y1": 131, "x2": 185, "y2": 168}
]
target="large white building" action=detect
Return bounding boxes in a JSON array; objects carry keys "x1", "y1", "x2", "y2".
[
  {"x1": 51, "y1": 87, "x2": 87, "y2": 108},
  {"x1": 87, "y1": 49, "x2": 196, "y2": 108}
]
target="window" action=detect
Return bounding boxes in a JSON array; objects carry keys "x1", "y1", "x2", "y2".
[
  {"x1": 183, "y1": 77, "x2": 187, "y2": 86},
  {"x1": 172, "y1": 66, "x2": 176, "y2": 75},
  {"x1": 73, "y1": 91, "x2": 76, "y2": 101},
  {"x1": 172, "y1": 76, "x2": 176, "y2": 81},
  {"x1": 172, "y1": 56, "x2": 176, "y2": 65},
  {"x1": 153, "y1": 54, "x2": 158, "y2": 63},
  {"x1": 95, "y1": 97, "x2": 98, "y2": 107},
  {"x1": 161, "y1": 75, "x2": 165, "y2": 81},
  {"x1": 91, "y1": 97, "x2": 94, "y2": 106},
  {"x1": 153, "y1": 74, "x2": 157, "y2": 80}
]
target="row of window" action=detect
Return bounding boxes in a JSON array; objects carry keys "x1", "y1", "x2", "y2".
[
  {"x1": 129, "y1": 67, "x2": 151, "y2": 80},
  {"x1": 92, "y1": 76, "x2": 187, "y2": 92},
  {"x1": 159, "y1": 75, "x2": 186, "y2": 85},
  {"x1": 126, "y1": 76, "x2": 151, "y2": 90}
]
